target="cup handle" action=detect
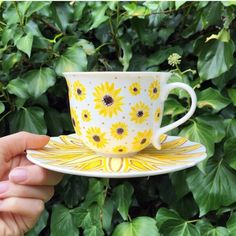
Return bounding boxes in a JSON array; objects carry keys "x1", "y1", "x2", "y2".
[{"x1": 153, "y1": 82, "x2": 197, "y2": 149}]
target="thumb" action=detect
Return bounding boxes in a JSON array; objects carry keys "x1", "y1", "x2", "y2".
[{"x1": 0, "y1": 132, "x2": 49, "y2": 160}]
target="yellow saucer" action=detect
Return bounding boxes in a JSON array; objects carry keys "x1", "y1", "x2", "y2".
[{"x1": 26, "y1": 134, "x2": 207, "y2": 178}]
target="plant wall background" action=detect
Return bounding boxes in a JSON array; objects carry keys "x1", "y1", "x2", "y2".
[{"x1": 1, "y1": 1, "x2": 236, "y2": 235}]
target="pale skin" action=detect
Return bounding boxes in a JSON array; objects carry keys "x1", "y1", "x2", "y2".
[{"x1": 0, "y1": 132, "x2": 63, "y2": 236}]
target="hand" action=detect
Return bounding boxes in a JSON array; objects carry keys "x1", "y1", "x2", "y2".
[{"x1": 0, "y1": 132, "x2": 63, "y2": 236}]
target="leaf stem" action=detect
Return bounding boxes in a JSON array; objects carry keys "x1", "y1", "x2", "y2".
[
  {"x1": 13, "y1": 2, "x2": 24, "y2": 26},
  {"x1": 127, "y1": 214, "x2": 132, "y2": 222},
  {"x1": 187, "y1": 219, "x2": 200, "y2": 223}
]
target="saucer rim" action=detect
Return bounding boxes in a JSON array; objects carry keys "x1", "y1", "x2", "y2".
[{"x1": 26, "y1": 133, "x2": 207, "y2": 178}]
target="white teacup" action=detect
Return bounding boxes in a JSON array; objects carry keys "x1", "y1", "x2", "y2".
[{"x1": 63, "y1": 72, "x2": 197, "y2": 157}]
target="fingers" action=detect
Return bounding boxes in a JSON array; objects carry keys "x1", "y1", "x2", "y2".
[
  {"x1": 0, "y1": 132, "x2": 49, "y2": 160},
  {"x1": 0, "y1": 197, "x2": 44, "y2": 221},
  {"x1": 9, "y1": 165, "x2": 63, "y2": 186},
  {"x1": 0, "y1": 181, "x2": 54, "y2": 202}
]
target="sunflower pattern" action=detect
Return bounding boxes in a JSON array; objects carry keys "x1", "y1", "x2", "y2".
[
  {"x1": 70, "y1": 108, "x2": 81, "y2": 135},
  {"x1": 27, "y1": 134, "x2": 207, "y2": 177},
  {"x1": 130, "y1": 102, "x2": 149, "y2": 124},
  {"x1": 110, "y1": 122, "x2": 128, "y2": 140},
  {"x1": 132, "y1": 129, "x2": 153, "y2": 151},
  {"x1": 74, "y1": 81, "x2": 86, "y2": 101},
  {"x1": 129, "y1": 82, "x2": 141, "y2": 96},
  {"x1": 86, "y1": 127, "x2": 108, "y2": 149},
  {"x1": 113, "y1": 146, "x2": 128, "y2": 153},
  {"x1": 148, "y1": 80, "x2": 160, "y2": 100},
  {"x1": 93, "y1": 82, "x2": 124, "y2": 117},
  {"x1": 81, "y1": 110, "x2": 91, "y2": 122},
  {"x1": 155, "y1": 108, "x2": 161, "y2": 122}
]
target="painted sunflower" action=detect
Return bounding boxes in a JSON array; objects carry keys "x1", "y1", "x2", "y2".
[
  {"x1": 130, "y1": 102, "x2": 150, "y2": 124},
  {"x1": 110, "y1": 122, "x2": 128, "y2": 140},
  {"x1": 154, "y1": 107, "x2": 161, "y2": 122},
  {"x1": 86, "y1": 127, "x2": 108, "y2": 149},
  {"x1": 113, "y1": 146, "x2": 128, "y2": 153},
  {"x1": 70, "y1": 108, "x2": 81, "y2": 135},
  {"x1": 132, "y1": 129, "x2": 153, "y2": 151},
  {"x1": 129, "y1": 82, "x2": 141, "y2": 96},
  {"x1": 73, "y1": 81, "x2": 86, "y2": 101},
  {"x1": 81, "y1": 109, "x2": 91, "y2": 122},
  {"x1": 148, "y1": 80, "x2": 160, "y2": 100},
  {"x1": 93, "y1": 82, "x2": 123, "y2": 117}
]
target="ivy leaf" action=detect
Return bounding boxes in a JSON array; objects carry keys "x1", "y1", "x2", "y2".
[
  {"x1": 196, "y1": 115, "x2": 226, "y2": 143},
  {"x1": 55, "y1": 44, "x2": 87, "y2": 76},
  {"x1": 118, "y1": 36, "x2": 132, "y2": 71},
  {"x1": 179, "y1": 118, "x2": 217, "y2": 157},
  {"x1": 2, "y1": 4, "x2": 20, "y2": 24},
  {"x1": 9, "y1": 107, "x2": 47, "y2": 134},
  {"x1": 102, "y1": 199, "x2": 115, "y2": 233},
  {"x1": 226, "y1": 212, "x2": 236, "y2": 236},
  {"x1": 0, "y1": 102, "x2": 5, "y2": 115},
  {"x1": 164, "y1": 98, "x2": 186, "y2": 117},
  {"x1": 84, "y1": 225, "x2": 104, "y2": 236},
  {"x1": 25, "y1": 68, "x2": 56, "y2": 98},
  {"x1": 82, "y1": 178, "x2": 109, "y2": 208},
  {"x1": 175, "y1": 1, "x2": 187, "y2": 9},
  {"x1": 156, "y1": 208, "x2": 200, "y2": 236},
  {"x1": 203, "y1": 227, "x2": 229, "y2": 236},
  {"x1": 228, "y1": 89, "x2": 236, "y2": 106},
  {"x1": 77, "y1": 39, "x2": 96, "y2": 55},
  {"x1": 26, "y1": 2, "x2": 50, "y2": 17},
  {"x1": 197, "y1": 88, "x2": 230, "y2": 112},
  {"x1": 224, "y1": 119, "x2": 236, "y2": 139},
  {"x1": 224, "y1": 137, "x2": 236, "y2": 170},
  {"x1": 2, "y1": 52, "x2": 22, "y2": 73},
  {"x1": 6, "y1": 78, "x2": 29, "y2": 99},
  {"x1": 197, "y1": 39, "x2": 235, "y2": 80},
  {"x1": 50, "y1": 2, "x2": 73, "y2": 31},
  {"x1": 187, "y1": 159, "x2": 236, "y2": 216},
  {"x1": 111, "y1": 182, "x2": 134, "y2": 220},
  {"x1": 197, "y1": 220, "x2": 229, "y2": 236},
  {"x1": 90, "y1": 4, "x2": 109, "y2": 30},
  {"x1": 72, "y1": 204, "x2": 101, "y2": 229},
  {"x1": 112, "y1": 217, "x2": 159, "y2": 236},
  {"x1": 51, "y1": 204, "x2": 79, "y2": 236},
  {"x1": 16, "y1": 33, "x2": 34, "y2": 57},
  {"x1": 60, "y1": 176, "x2": 88, "y2": 208},
  {"x1": 25, "y1": 210, "x2": 49, "y2": 236}
]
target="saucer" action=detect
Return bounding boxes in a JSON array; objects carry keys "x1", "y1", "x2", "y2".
[{"x1": 26, "y1": 134, "x2": 207, "y2": 178}]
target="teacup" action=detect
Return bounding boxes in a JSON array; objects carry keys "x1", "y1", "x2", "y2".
[{"x1": 63, "y1": 72, "x2": 197, "y2": 157}]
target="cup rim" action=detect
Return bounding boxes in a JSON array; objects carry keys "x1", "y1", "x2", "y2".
[{"x1": 63, "y1": 71, "x2": 172, "y2": 77}]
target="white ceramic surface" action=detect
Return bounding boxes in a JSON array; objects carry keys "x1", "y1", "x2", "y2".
[{"x1": 63, "y1": 72, "x2": 197, "y2": 156}]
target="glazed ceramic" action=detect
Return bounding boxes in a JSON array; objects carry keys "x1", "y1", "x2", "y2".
[
  {"x1": 63, "y1": 72, "x2": 197, "y2": 157},
  {"x1": 26, "y1": 134, "x2": 207, "y2": 178}
]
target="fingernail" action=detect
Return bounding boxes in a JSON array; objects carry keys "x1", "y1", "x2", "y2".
[
  {"x1": 9, "y1": 168, "x2": 28, "y2": 183},
  {"x1": 0, "y1": 182, "x2": 9, "y2": 194}
]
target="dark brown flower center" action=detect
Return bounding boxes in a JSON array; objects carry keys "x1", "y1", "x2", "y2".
[
  {"x1": 137, "y1": 111, "x2": 144, "y2": 117},
  {"x1": 153, "y1": 88, "x2": 158, "y2": 93},
  {"x1": 77, "y1": 88, "x2": 82, "y2": 95},
  {"x1": 157, "y1": 113, "x2": 160, "y2": 117},
  {"x1": 84, "y1": 114, "x2": 88, "y2": 118},
  {"x1": 140, "y1": 138, "x2": 147, "y2": 144},
  {"x1": 93, "y1": 135, "x2": 100, "y2": 142},
  {"x1": 103, "y1": 95, "x2": 114, "y2": 106},
  {"x1": 117, "y1": 128, "x2": 124, "y2": 134},
  {"x1": 118, "y1": 149, "x2": 123, "y2": 152},
  {"x1": 133, "y1": 87, "x2": 138, "y2": 92},
  {"x1": 72, "y1": 118, "x2": 76, "y2": 127}
]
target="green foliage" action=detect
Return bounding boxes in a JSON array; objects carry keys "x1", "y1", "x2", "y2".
[{"x1": 1, "y1": 1, "x2": 236, "y2": 235}]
